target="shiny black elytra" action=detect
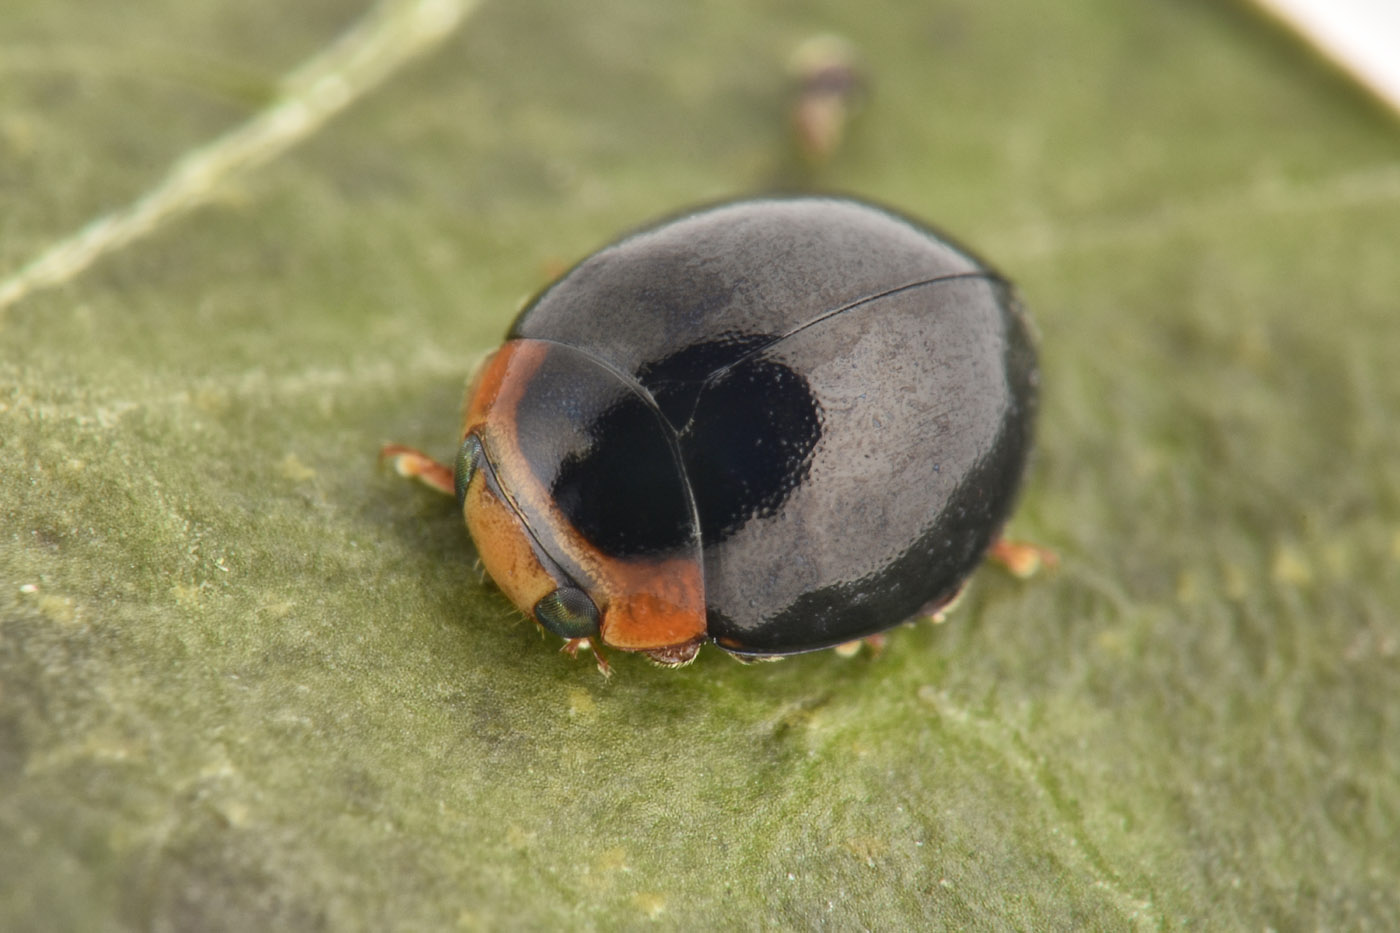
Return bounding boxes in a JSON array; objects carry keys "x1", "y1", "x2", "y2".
[{"x1": 385, "y1": 197, "x2": 1038, "y2": 670}]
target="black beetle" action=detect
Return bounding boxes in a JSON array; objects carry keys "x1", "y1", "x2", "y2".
[{"x1": 384, "y1": 197, "x2": 1039, "y2": 672}]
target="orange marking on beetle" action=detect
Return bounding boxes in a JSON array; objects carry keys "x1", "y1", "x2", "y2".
[
  {"x1": 461, "y1": 468, "x2": 558, "y2": 618},
  {"x1": 461, "y1": 338, "x2": 709, "y2": 655},
  {"x1": 461, "y1": 341, "x2": 547, "y2": 438},
  {"x1": 597, "y1": 558, "x2": 706, "y2": 651}
]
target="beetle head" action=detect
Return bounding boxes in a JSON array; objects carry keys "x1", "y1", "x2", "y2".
[{"x1": 456, "y1": 342, "x2": 708, "y2": 664}]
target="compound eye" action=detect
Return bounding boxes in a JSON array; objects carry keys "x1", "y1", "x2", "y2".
[
  {"x1": 533, "y1": 587, "x2": 601, "y2": 639},
  {"x1": 454, "y1": 434, "x2": 484, "y2": 505}
]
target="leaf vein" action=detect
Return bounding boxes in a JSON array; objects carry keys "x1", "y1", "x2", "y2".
[{"x1": 0, "y1": 0, "x2": 479, "y2": 316}]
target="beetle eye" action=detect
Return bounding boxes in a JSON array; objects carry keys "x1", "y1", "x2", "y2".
[
  {"x1": 454, "y1": 434, "x2": 484, "y2": 505},
  {"x1": 533, "y1": 587, "x2": 601, "y2": 639}
]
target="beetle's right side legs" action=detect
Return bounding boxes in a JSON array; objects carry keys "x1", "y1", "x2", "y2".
[
  {"x1": 380, "y1": 444, "x2": 455, "y2": 496},
  {"x1": 833, "y1": 633, "x2": 888, "y2": 658},
  {"x1": 987, "y1": 539, "x2": 1057, "y2": 579}
]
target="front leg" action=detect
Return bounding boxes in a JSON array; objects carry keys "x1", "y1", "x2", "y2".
[
  {"x1": 562, "y1": 637, "x2": 613, "y2": 679},
  {"x1": 380, "y1": 444, "x2": 455, "y2": 496}
]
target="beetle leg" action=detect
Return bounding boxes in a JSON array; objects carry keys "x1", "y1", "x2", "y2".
[
  {"x1": 641, "y1": 640, "x2": 704, "y2": 668},
  {"x1": 561, "y1": 637, "x2": 613, "y2": 679},
  {"x1": 721, "y1": 651, "x2": 786, "y2": 665},
  {"x1": 380, "y1": 444, "x2": 455, "y2": 497},
  {"x1": 987, "y1": 539, "x2": 1058, "y2": 579},
  {"x1": 917, "y1": 583, "x2": 968, "y2": 624},
  {"x1": 833, "y1": 633, "x2": 887, "y2": 658}
]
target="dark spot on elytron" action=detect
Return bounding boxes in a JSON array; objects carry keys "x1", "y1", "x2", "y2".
[
  {"x1": 548, "y1": 391, "x2": 696, "y2": 558},
  {"x1": 541, "y1": 334, "x2": 824, "y2": 555},
  {"x1": 677, "y1": 352, "x2": 822, "y2": 543},
  {"x1": 513, "y1": 349, "x2": 696, "y2": 559},
  {"x1": 637, "y1": 332, "x2": 775, "y2": 426}
]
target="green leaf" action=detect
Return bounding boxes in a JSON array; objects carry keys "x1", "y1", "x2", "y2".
[{"x1": 3, "y1": 0, "x2": 1398, "y2": 928}]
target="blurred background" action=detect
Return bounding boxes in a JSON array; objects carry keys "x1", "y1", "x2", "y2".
[{"x1": 2, "y1": 0, "x2": 1397, "y2": 928}]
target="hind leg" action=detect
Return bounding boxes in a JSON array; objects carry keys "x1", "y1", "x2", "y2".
[{"x1": 987, "y1": 538, "x2": 1057, "y2": 579}]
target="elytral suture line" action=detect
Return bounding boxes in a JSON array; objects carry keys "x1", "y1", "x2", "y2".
[{"x1": 0, "y1": 0, "x2": 480, "y2": 317}]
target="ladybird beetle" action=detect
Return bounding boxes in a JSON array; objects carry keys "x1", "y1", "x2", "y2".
[{"x1": 383, "y1": 197, "x2": 1038, "y2": 672}]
